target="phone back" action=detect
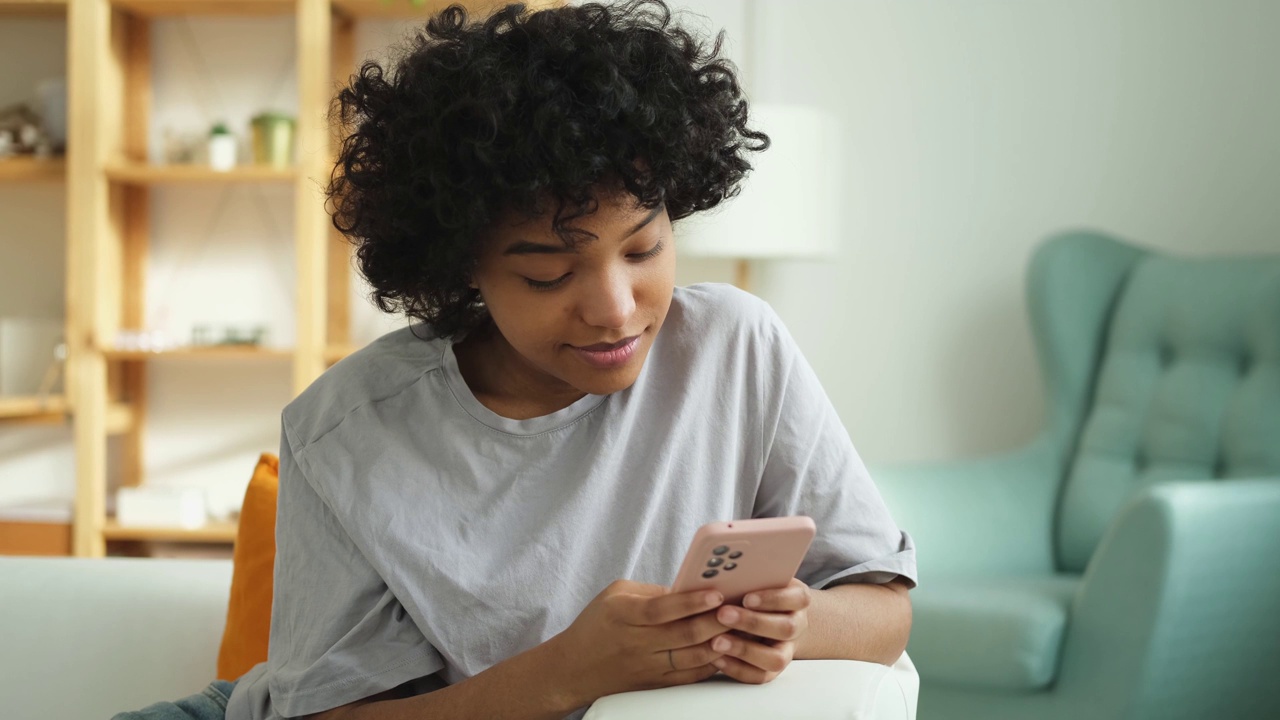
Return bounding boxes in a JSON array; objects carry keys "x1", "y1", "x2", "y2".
[{"x1": 670, "y1": 516, "x2": 816, "y2": 605}]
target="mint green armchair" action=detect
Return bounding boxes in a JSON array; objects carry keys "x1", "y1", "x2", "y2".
[{"x1": 875, "y1": 231, "x2": 1280, "y2": 719}]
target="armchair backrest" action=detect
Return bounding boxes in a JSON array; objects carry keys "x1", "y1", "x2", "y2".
[{"x1": 1053, "y1": 244, "x2": 1280, "y2": 571}]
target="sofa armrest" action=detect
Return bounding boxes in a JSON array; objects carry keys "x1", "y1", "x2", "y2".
[
  {"x1": 584, "y1": 654, "x2": 919, "y2": 720},
  {"x1": 0, "y1": 557, "x2": 233, "y2": 720},
  {"x1": 1054, "y1": 478, "x2": 1280, "y2": 718},
  {"x1": 871, "y1": 434, "x2": 1063, "y2": 578}
]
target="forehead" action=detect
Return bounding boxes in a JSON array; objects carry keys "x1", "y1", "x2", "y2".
[{"x1": 489, "y1": 193, "x2": 664, "y2": 249}]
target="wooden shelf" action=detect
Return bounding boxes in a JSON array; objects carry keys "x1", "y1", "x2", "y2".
[
  {"x1": 103, "y1": 345, "x2": 294, "y2": 361},
  {"x1": 105, "y1": 162, "x2": 296, "y2": 185},
  {"x1": 110, "y1": 0, "x2": 293, "y2": 17},
  {"x1": 0, "y1": 157, "x2": 66, "y2": 183},
  {"x1": 0, "y1": 0, "x2": 66, "y2": 17},
  {"x1": 102, "y1": 519, "x2": 238, "y2": 544},
  {"x1": 0, "y1": 396, "x2": 68, "y2": 424}
]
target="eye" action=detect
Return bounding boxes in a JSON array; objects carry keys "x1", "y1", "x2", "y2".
[
  {"x1": 524, "y1": 272, "x2": 570, "y2": 290},
  {"x1": 627, "y1": 238, "x2": 665, "y2": 261}
]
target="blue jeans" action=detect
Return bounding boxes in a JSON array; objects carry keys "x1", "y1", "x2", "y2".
[{"x1": 111, "y1": 680, "x2": 237, "y2": 720}]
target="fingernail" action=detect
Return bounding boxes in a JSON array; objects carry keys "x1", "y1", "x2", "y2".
[
  {"x1": 705, "y1": 592, "x2": 722, "y2": 606},
  {"x1": 713, "y1": 658, "x2": 726, "y2": 669},
  {"x1": 744, "y1": 594, "x2": 761, "y2": 608},
  {"x1": 713, "y1": 636, "x2": 731, "y2": 652},
  {"x1": 720, "y1": 607, "x2": 739, "y2": 623}
]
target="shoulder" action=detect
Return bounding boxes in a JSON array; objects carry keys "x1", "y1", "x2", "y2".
[
  {"x1": 283, "y1": 323, "x2": 446, "y2": 450},
  {"x1": 649, "y1": 283, "x2": 797, "y2": 385},
  {"x1": 667, "y1": 283, "x2": 784, "y2": 339}
]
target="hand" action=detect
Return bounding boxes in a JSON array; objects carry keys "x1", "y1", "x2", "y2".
[
  {"x1": 709, "y1": 578, "x2": 811, "y2": 684},
  {"x1": 547, "y1": 580, "x2": 732, "y2": 707}
]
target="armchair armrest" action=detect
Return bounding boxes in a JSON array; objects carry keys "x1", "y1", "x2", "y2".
[
  {"x1": 583, "y1": 654, "x2": 919, "y2": 720},
  {"x1": 871, "y1": 434, "x2": 1064, "y2": 578},
  {"x1": 1054, "y1": 478, "x2": 1280, "y2": 719}
]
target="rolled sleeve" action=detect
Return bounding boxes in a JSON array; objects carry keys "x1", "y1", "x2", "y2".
[
  {"x1": 752, "y1": 311, "x2": 918, "y2": 591},
  {"x1": 265, "y1": 418, "x2": 445, "y2": 718}
]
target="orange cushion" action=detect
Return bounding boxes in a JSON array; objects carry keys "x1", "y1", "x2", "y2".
[{"x1": 216, "y1": 452, "x2": 279, "y2": 681}]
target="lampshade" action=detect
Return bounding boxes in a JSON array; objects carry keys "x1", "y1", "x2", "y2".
[{"x1": 675, "y1": 104, "x2": 843, "y2": 259}]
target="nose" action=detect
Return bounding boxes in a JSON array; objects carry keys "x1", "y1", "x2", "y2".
[{"x1": 578, "y1": 266, "x2": 636, "y2": 330}]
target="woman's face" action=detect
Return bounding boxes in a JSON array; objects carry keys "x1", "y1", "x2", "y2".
[{"x1": 471, "y1": 192, "x2": 676, "y2": 398}]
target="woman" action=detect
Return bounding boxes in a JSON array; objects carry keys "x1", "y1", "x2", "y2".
[{"x1": 224, "y1": 2, "x2": 917, "y2": 719}]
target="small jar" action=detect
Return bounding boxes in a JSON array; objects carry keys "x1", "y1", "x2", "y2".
[
  {"x1": 250, "y1": 112, "x2": 295, "y2": 168},
  {"x1": 208, "y1": 122, "x2": 237, "y2": 171}
]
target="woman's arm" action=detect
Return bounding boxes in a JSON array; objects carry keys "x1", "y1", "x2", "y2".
[
  {"x1": 795, "y1": 580, "x2": 912, "y2": 666},
  {"x1": 305, "y1": 638, "x2": 578, "y2": 720},
  {"x1": 669, "y1": 577, "x2": 912, "y2": 684},
  {"x1": 306, "y1": 581, "x2": 733, "y2": 720}
]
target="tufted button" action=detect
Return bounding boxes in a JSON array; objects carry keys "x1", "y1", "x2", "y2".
[
  {"x1": 1238, "y1": 353, "x2": 1253, "y2": 377},
  {"x1": 1213, "y1": 456, "x2": 1228, "y2": 479},
  {"x1": 1158, "y1": 343, "x2": 1175, "y2": 369}
]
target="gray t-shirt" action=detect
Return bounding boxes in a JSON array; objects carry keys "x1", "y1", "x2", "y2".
[{"x1": 226, "y1": 283, "x2": 916, "y2": 720}]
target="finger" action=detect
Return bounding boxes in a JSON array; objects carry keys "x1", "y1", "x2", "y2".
[
  {"x1": 742, "y1": 580, "x2": 811, "y2": 612},
  {"x1": 711, "y1": 634, "x2": 795, "y2": 675},
  {"x1": 618, "y1": 588, "x2": 724, "y2": 626},
  {"x1": 715, "y1": 605, "x2": 806, "y2": 642},
  {"x1": 664, "y1": 640, "x2": 726, "y2": 671},
  {"x1": 655, "y1": 610, "x2": 730, "y2": 650},
  {"x1": 663, "y1": 663, "x2": 721, "y2": 687},
  {"x1": 710, "y1": 655, "x2": 776, "y2": 685}
]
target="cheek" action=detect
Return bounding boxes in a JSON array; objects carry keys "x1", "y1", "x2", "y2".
[
  {"x1": 486, "y1": 290, "x2": 569, "y2": 349},
  {"x1": 638, "y1": 253, "x2": 677, "y2": 311}
]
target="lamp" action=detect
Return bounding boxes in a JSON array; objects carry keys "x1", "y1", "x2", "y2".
[{"x1": 674, "y1": 103, "x2": 843, "y2": 292}]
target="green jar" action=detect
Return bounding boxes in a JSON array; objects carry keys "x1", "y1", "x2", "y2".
[{"x1": 250, "y1": 112, "x2": 295, "y2": 168}]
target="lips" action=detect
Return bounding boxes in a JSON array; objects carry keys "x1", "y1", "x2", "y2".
[
  {"x1": 571, "y1": 335, "x2": 641, "y2": 369},
  {"x1": 575, "y1": 336, "x2": 638, "y2": 352}
]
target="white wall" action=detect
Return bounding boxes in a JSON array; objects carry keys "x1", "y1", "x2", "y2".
[
  {"x1": 671, "y1": 0, "x2": 1280, "y2": 464},
  {"x1": 2, "y1": 1, "x2": 1279, "y2": 510}
]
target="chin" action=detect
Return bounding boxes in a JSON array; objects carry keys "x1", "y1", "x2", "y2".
[{"x1": 572, "y1": 366, "x2": 643, "y2": 396}]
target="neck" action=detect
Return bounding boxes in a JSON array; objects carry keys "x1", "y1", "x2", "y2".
[{"x1": 453, "y1": 321, "x2": 587, "y2": 420}]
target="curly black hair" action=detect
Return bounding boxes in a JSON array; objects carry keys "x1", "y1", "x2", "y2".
[{"x1": 327, "y1": 0, "x2": 769, "y2": 339}]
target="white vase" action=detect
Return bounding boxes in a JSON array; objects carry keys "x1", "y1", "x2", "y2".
[{"x1": 208, "y1": 134, "x2": 237, "y2": 171}]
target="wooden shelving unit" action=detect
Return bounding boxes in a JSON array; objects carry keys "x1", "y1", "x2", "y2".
[
  {"x1": 63, "y1": 0, "x2": 333, "y2": 556},
  {"x1": 5, "y1": 0, "x2": 572, "y2": 557}
]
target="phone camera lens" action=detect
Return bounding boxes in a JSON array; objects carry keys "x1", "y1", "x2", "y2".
[
  {"x1": 707, "y1": 557, "x2": 724, "y2": 568},
  {"x1": 728, "y1": 551, "x2": 743, "y2": 559},
  {"x1": 724, "y1": 562, "x2": 737, "y2": 571},
  {"x1": 702, "y1": 569, "x2": 719, "y2": 578},
  {"x1": 712, "y1": 545, "x2": 730, "y2": 555}
]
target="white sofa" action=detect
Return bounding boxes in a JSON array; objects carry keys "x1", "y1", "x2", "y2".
[{"x1": 0, "y1": 557, "x2": 918, "y2": 720}]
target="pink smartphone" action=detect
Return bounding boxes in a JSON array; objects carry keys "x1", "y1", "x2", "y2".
[{"x1": 670, "y1": 516, "x2": 816, "y2": 606}]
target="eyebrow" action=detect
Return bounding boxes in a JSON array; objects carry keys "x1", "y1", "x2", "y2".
[{"x1": 501, "y1": 203, "x2": 665, "y2": 256}]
